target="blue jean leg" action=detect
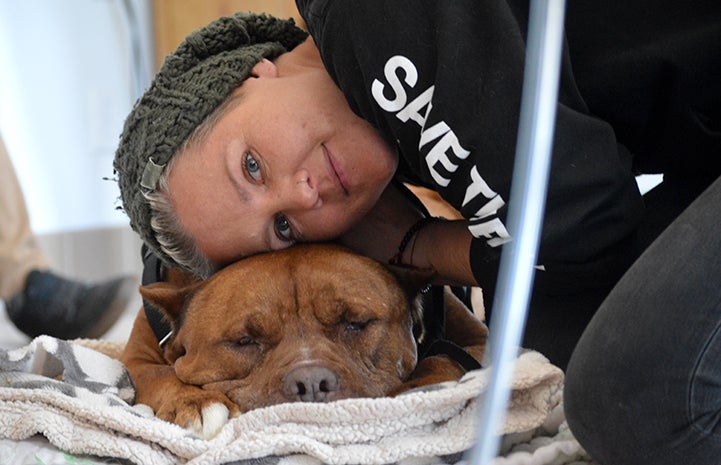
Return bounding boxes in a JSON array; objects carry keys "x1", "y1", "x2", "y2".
[{"x1": 564, "y1": 175, "x2": 721, "y2": 465}]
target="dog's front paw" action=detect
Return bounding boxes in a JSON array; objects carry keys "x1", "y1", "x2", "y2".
[{"x1": 156, "y1": 389, "x2": 240, "y2": 439}]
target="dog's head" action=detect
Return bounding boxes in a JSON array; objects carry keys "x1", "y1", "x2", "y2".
[{"x1": 140, "y1": 244, "x2": 423, "y2": 412}]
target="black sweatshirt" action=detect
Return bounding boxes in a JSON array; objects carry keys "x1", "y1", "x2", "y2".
[{"x1": 295, "y1": 0, "x2": 720, "y2": 291}]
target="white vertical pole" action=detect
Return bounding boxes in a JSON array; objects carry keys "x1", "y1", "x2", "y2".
[{"x1": 464, "y1": 1, "x2": 567, "y2": 463}]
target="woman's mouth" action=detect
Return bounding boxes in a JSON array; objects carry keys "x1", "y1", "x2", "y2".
[{"x1": 323, "y1": 145, "x2": 350, "y2": 196}]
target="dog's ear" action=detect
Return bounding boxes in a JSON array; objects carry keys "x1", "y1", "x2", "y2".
[
  {"x1": 139, "y1": 281, "x2": 202, "y2": 325},
  {"x1": 385, "y1": 263, "x2": 435, "y2": 299},
  {"x1": 384, "y1": 264, "x2": 434, "y2": 344}
]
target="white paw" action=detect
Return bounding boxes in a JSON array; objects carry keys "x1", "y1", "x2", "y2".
[{"x1": 187, "y1": 402, "x2": 230, "y2": 439}]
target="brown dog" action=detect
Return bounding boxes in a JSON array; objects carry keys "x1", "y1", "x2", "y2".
[{"x1": 121, "y1": 244, "x2": 487, "y2": 438}]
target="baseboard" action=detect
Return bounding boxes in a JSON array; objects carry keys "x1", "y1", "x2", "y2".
[{"x1": 35, "y1": 226, "x2": 144, "y2": 283}]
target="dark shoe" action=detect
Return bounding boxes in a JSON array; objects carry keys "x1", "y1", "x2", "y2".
[{"x1": 4, "y1": 270, "x2": 136, "y2": 339}]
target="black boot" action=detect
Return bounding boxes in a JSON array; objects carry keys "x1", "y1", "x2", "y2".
[{"x1": 4, "y1": 270, "x2": 136, "y2": 339}]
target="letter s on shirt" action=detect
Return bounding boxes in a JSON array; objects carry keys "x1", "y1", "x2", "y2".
[{"x1": 371, "y1": 56, "x2": 418, "y2": 112}]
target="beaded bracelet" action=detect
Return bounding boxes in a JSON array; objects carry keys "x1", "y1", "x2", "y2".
[{"x1": 389, "y1": 216, "x2": 442, "y2": 266}]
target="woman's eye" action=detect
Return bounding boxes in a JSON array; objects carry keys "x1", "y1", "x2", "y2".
[
  {"x1": 244, "y1": 153, "x2": 262, "y2": 181},
  {"x1": 274, "y1": 214, "x2": 293, "y2": 242}
]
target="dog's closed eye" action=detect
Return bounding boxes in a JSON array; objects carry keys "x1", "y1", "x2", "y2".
[
  {"x1": 343, "y1": 318, "x2": 375, "y2": 332},
  {"x1": 225, "y1": 336, "x2": 261, "y2": 351}
]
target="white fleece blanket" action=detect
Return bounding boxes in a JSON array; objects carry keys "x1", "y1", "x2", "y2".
[{"x1": 0, "y1": 336, "x2": 595, "y2": 465}]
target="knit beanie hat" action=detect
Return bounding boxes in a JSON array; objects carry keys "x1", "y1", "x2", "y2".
[{"x1": 113, "y1": 12, "x2": 308, "y2": 268}]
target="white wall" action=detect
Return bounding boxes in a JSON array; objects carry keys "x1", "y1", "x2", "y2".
[{"x1": 0, "y1": 0, "x2": 154, "y2": 235}]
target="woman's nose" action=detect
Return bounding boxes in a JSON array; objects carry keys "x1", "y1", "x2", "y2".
[{"x1": 280, "y1": 172, "x2": 320, "y2": 211}]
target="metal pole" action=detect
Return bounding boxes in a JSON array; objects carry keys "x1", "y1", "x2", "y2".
[{"x1": 463, "y1": 1, "x2": 566, "y2": 464}]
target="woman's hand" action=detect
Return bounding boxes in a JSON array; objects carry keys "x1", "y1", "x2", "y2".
[
  {"x1": 339, "y1": 183, "x2": 477, "y2": 287},
  {"x1": 339, "y1": 182, "x2": 424, "y2": 265}
]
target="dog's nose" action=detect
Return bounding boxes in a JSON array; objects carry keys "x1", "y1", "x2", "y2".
[{"x1": 282, "y1": 366, "x2": 340, "y2": 402}]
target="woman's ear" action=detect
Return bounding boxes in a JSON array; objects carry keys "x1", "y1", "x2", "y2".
[{"x1": 249, "y1": 58, "x2": 279, "y2": 78}]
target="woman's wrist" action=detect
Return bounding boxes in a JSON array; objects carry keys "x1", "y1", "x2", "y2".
[
  {"x1": 412, "y1": 219, "x2": 477, "y2": 287},
  {"x1": 389, "y1": 217, "x2": 445, "y2": 267}
]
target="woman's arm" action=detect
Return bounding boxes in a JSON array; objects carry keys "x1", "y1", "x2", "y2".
[{"x1": 408, "y1": 218, "x2": 476, "y2": 288}]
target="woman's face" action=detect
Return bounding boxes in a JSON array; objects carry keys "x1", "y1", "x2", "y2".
[{"x1": 166, "y1": 57, "x2": 398, "y2": 267}]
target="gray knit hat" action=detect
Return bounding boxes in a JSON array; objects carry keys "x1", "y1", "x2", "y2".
[{"x1": 113, "y1": 12, "x2": 307, "y2": 268}]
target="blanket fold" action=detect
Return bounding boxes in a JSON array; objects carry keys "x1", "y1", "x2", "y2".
[{"x1": 0, "y1": 336, "x2": 593, "y2": 465}]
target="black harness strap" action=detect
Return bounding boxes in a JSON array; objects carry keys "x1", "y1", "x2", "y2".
[
  {"x1": 141, "y1": 244, "x2": 172, "y2": 346},
  {"x1": 418, "y1": 285, "x2": 483, "y2": 373},
  {"x1": 416, "y1": 285, "x2": 446, "y2": 355},
  {"x1": 421, "y1": 338, "x2": 483, "y2": 372}
]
